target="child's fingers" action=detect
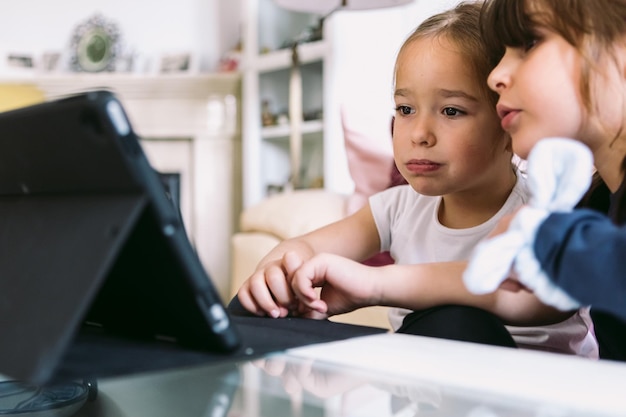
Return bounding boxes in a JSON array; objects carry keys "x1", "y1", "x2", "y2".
[
  {"x1": 238, "y1": 283, "x2": 272, "y2": 317},
  {"x1": 282, "y1": 251, "x2": 304, "y2": 276},
  {"x1": 264, "y1": 264, "x2": 298, "y2": 311},
  {"x1": 244, "y1": 268, "x2": 289, "y2": 318},
  {"x1": 290, "y1": 260, "x2": 329, "y2": 314},
  {"x1": 290, "y1": 262, "x2": 319, "y2": 301},
  {"x1": 300, "y1": 308, "x2": 328, "y2": 319}
]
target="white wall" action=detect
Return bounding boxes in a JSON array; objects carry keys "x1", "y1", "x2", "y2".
[
  {"x1": 332, "y1": 0, "x2": 462, "y2": 131},
  {"x1": 0, "y1": 0, "x2": 459, "y2": 78},
  {"x1": 327, "y1": 0, "x2": 462, "y2": 168},
  {"x1": 0, "y1": 0, "x2": 242, "y2": 73}
]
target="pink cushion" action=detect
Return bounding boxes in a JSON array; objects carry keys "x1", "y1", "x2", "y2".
[
  {"x1": 342, "y1": 106, "x2": 395, "y2": 215},
  {"x1": 341, "y1": 106, "x2": 402, "y2": 267}
]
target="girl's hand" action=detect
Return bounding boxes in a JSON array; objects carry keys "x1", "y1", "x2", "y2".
[
  {"x1": 290, "y1": 253, "x2": 382, "y2": 319},
  {"x1": 237, "y1": 251, "x2": 305, "y2": 318}
]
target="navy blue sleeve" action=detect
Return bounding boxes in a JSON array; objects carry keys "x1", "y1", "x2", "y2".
[{"x1": 535, "y1": 209, "x2": 626, "y2": 320}]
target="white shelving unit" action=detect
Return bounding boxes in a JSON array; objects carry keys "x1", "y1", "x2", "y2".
[{"x1": 240, "y1": 0, "x2": 352, "y2": 208}]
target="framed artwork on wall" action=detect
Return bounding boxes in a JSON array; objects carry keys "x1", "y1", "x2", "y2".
[
  {"x1": 7, "y1": 53, "x2": 34, "y2": 69},
  {"x1": 41, "y1": 52, "x2": 61, "y2": 72},
  {"x1": 2, "y1": 52, "x2": 36, "y2": 75},
  {"x1": 159, "y1": 53, "x2": 195, "y2": 73},
  {"x1": 69, "y1": 13, "x2": 121, "y2": 73}
]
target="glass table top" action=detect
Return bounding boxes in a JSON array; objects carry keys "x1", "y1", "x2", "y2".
[
  {"x1": 3, "y1": 334, "x2": 625, "y2": 417},
  {"x1": 69, "y1": 340, "x2": 624, "y2": 417},
  {"x1": 65, "y1": 356, "x2": 616, "y2": 417}
]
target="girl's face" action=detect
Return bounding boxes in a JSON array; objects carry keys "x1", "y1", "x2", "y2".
[
  {"x1": 393, "y1": 36, "x2": 509, "y2": 198},
  {"x1": 487, "y1": 27, "x2": 587, "y2": 159}
]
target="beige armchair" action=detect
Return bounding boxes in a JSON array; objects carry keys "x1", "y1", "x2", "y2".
[{"x1": 230, "y1": 189, "x2": 391, "y2": 330}]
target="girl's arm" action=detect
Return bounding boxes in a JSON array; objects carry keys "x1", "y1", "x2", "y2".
[
  {"x1": 377, "y1": 262, "x2": 572, "y2": 326},
  {"x1": 291, "y1": 255, "x2": 571, "y2": 325},
  {"x1": 535, "y1": 209, "x2": 626, "y2": 321},
  {"x1": 237, "y1": 204, "x2": 382, "y2": 317}
]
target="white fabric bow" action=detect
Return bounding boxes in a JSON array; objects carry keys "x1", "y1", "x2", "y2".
[{"x1": 463, "y1": 137, "x2": 593, "y2": 310}]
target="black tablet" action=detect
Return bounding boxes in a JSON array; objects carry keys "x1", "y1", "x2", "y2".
[{"x1": 0, "y1": 90, "x2": 241, "y2": 384}]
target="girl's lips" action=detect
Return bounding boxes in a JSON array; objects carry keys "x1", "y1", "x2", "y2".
[
  {"x1": 405, "y1": 160, "x2": 441, "y2": 174},
  {"x1": 496, "y1": 103, "x2": 520, "y2": 131},
  {"x1": 500, "y1": 109, "x2": 520, "y2": 131}
]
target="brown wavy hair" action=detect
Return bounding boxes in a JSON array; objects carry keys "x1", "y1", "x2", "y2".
[{"x1": 480, "y1": 0, "x2": 626, "y2": 222}]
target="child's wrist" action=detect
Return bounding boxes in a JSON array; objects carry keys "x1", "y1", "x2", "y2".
[{"x1": 366, "y1": 265, "x2": 387, "y2": 307}]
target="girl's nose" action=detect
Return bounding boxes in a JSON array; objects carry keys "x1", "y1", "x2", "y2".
[
  {"x1": 410, "y1": 116, "x2": 435, "y2": 146},
  {"x1": 488, "y1": 64, "x2": 506, "y2": 93},
  {"x1": 488, "y1": 49, "x2": 515, "y2": 93}
]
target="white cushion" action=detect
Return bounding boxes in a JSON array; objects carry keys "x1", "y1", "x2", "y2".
[{"x1": 240, "y1": 189, "x2": 347, "y2": 239}]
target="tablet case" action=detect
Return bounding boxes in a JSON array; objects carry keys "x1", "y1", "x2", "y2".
[{"x1": 0, "y1": 91, "x2": 241, "y2": 384}]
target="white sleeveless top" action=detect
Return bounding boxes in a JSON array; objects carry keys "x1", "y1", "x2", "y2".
[{"x1": 369, "y1": 175, "x2": 597, "y2": 358}]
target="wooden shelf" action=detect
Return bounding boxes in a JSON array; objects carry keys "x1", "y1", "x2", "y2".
[
  {"x1": 252, "y1": 41, "x2": 328, "y2": 73},
  {"x1": 261, "y1": 119, "x2": 323, "y2": 139},
  {"x1": 241, "y1": 0, "x2": 351, "y2": 208}
]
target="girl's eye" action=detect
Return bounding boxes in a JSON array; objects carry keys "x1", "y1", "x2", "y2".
[
  {"x1": 442, "y1": 107, "x2": 463, "y2": 117},
  {"x1": 395, "y1": 105, "x2": 414, "y2": 116},
  {"x1": 523, "y1": 37, "x2": 538, "y2": 52},
  {"x1": 522, "y1": 28, "x2": 544, "y2": 52}
]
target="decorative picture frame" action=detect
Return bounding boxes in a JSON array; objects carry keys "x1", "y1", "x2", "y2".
[
  {"x1": 41, "y1": 52, "x2": 61, "y2": 72},
  {"x1": 69, "y1": 13, "x2": 121, "y2": 72},
  {"x1": 7, "y1": 53, "x2": 35, "y2": 69},
  {"x1": 159, "y1": 53, "x2": 194, "y2": 73},
  {"x1": 2, "y1": 52, "x2": 36, "y2": 75}
]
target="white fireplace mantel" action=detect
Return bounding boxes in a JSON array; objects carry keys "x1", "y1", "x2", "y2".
[
  {"x1": 30, "y1": 73, "x2": 240, "y2": 99},
  {"x1": 28, "y1": 72, "x2": 241, "y2": 137},
  {"x1": 10, "y1": 72, "x2": 242, "y2": 302}
]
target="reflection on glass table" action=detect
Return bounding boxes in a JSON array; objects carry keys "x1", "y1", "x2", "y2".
[
  {"x1": 236, "y1": 356, "x2": 609, "y2": 417},
  {"x1": 66, "y1": 342, "x2": 623, "y2": 417}
]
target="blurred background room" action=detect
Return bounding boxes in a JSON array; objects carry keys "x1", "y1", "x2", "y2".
[{"x1": 0, "y1": 0, "x2": 461, "y2": 319}]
